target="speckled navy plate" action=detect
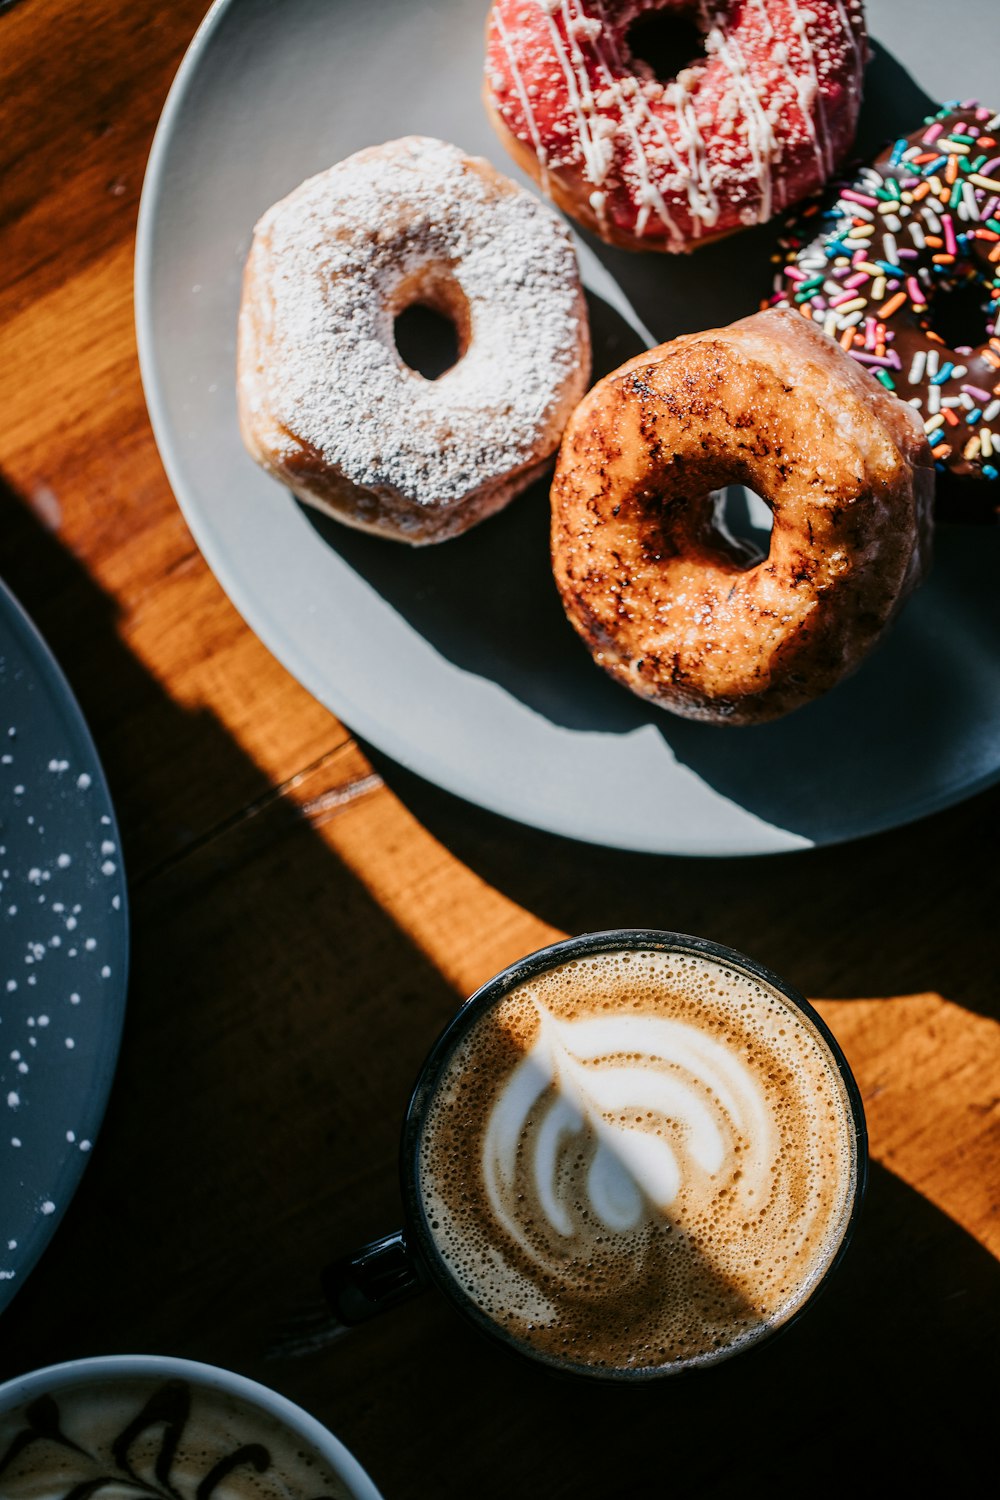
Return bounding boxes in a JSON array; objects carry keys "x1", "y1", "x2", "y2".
[{"x1": 0, "y1": 579, "x2": 128, "y2": 1313}]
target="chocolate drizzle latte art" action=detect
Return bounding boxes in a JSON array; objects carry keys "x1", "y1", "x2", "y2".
[
  {"x1": 0, "y1": 1378, "x2": 350, "y2": 1500},
  {"x1": 418, "y1": 950, "x2": 858, "y2": 1375}
]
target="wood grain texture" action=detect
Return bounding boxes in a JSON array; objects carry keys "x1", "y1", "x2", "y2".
[{"x1": 0, "y1": 2, "x2": 997, "y2": 1496}]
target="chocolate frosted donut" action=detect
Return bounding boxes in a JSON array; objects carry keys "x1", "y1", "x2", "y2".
[
  {"x1": 237, "y1": 137, "x2": 591, "y2": 544},
  {"x1": 772, "y1": 100, "x2": 1000, "y2": 522},
  {"x1": 551, "y1": 309, "x2": 933, "y2": 725}
]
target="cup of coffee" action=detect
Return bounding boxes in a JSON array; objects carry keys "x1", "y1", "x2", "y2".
[
  {"x1": 326, "y1": 930, "x2": 867, "y2": 1380},
  {"x1": 0, "y1": 1354, "x2": 383, "y2": 1499}
]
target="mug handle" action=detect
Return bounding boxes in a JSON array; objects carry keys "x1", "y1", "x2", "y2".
[{"x1": 322, "y1": 1231, "x2": 428, "y2": 1324}]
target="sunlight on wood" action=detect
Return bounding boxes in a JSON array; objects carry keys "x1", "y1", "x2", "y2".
[{"x1": 815, "y1": 993, "x2": 1000, "y2": 1258}]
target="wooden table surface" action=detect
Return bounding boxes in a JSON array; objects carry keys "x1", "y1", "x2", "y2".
[{"x1": 1, "y1": 2, "x2": 997, "y2": 1494}]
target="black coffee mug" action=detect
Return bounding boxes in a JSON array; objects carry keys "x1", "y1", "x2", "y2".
[{"x1": 324, "y1": 930, "x2": 868, "y2": 1380}]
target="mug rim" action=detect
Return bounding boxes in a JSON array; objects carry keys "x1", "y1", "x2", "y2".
[
  {"x1": 0, "y1": 1353, "x2": 383, "y2": 1500},
  {"x1": 399, "y1": 927, "x2": 868, "y2": 1383}
]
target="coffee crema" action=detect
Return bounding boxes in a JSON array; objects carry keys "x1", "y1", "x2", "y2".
[
  {"x1": 417, "y1": 949, "x2": 859, "y2": 1375},
  {"x1": 0, "y1": 1377, "x2": 352, "y2": 1500}
]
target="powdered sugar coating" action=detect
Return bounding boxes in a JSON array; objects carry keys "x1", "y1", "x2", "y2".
[{"x1": 237, "y1": 136, "x2": 591, "y2": 542}]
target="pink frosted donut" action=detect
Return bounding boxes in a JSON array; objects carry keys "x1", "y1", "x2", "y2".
[{"x1": 485, "y1": 0, "x2": 868, "y2": 253}]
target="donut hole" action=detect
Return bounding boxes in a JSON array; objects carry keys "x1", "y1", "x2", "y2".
[
  {"x1": 392, "y1": 266, "x2": 470, "y2": 381},
  {"x1": 624, "y1": 7, "x2": 707, "y2": 85},
  {"x1": 924, "y1": 273, "x2": 993, "y2": 351},
  {"x1": 718, "y1": 484, "x2": 773, "y2": 564}
]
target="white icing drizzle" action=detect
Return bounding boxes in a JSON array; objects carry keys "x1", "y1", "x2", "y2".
[
  {"x1": 785, "y1": 0, "x2": 834, "y2": 177},
  {"x1": 590, "y1": 0, "x2": 689, "y2": 242},
  {"x1": 750, "y1": 0, "x2": 825, "y2": 180},
  {"x1": 492, "y1": 0, "x2": 864, "y2": 244},
  {"x1": 830, "y1": 0, "x2": 864, "y2": 95},
  {"x1": 707, "y1": 20, "x2": 777, "y2": 222},
  {"x1": 495, "y1": 8, "x2": 551, "y2": 193},
  {"x1": 539, "y1": 5, "x2": 610, "y2": 187}
]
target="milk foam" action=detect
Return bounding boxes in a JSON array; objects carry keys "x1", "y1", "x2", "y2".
[
  {"x1": 419, "y1": 949, "x2": 858, "y2": 1373},
  {"x1": 0, "y1": 1377, "x2": 352, "y2": 1500}
]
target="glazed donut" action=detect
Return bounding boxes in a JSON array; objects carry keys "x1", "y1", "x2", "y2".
[
  {"x1": 772, "y1": 100, "x2": 1000, "y2": 522},
  {"x1": 484, "y1": 0, "x2": 868, "y2": 254},
  {"x1": 237, "y1": 137, "x2": 591, "y2": 544},
  {"x1": 551, "y1": 308, "x2": 933, "y2": 724}
]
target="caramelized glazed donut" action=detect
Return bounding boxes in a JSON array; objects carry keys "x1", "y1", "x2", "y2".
[
  {"x1": 551, "y1": 309, "x2": 933, "y2": 723},
  {"x1": 484, "y1": 0, "x2": 868, "y2": 253},
  {"x1": 237, "y1": 137, "x2": 591, "y2": 544}
]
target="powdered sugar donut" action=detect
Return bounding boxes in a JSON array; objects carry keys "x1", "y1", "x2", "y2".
[
  {"x1": 237, "y1": 137, "x2": 591, "y2": 544},
  {"x1": 485, "y1": 0, "x2": 868, "y2": 253}
]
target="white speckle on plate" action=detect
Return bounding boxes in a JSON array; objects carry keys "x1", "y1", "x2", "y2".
[
  {"x1": 47, "y1": 759, "x2": 69, "y2": 773},
  {"x1": 56, "y1": 853, "x2": 71, "y2": 869},
  {"x1": 100, "y1": 966, "x2": 111, "y2": 979},
  {"x1": 11, "y1": 1137, "x2": 21, "y2": 1147},
  {"x1": 84, "y1": 938, "x2": 97, "y2": 952},
  {"x1": 76, "y1": 773, "x2": 92, "y2": 789},
  {"x1": 101, "y1": 841, "x2": 115, "y2": 856},
  {"x1": 66, "y1": 1131, "x2": 75, "y2": 1142},
  {"x1": 101, "y1": 860, "x2": 116, "y2": 877},
  {"x1": 7, "y1": 1092, "x2": 19, "y2": 1109},
  {"x1": 79, "y1": 1140, "x2": 91, "y2": 1152},
  {"x1": 40, "y1": 1201, "x2": 55, "y2": 1216},
  {"x1": 111, "y1": 895, "x2": 120, "y2": 911},
  {"x1": 65, "y1": 1038, "x2": 75, "y2": 1049},
  {"x1": 69, "y1": 992, "x2": 80, "y2": 1005},
  {"x1": 37, "y1": 1015, "x2": 49, "y2": 1027},
  {"x1": 5, "y1": 980, "x2": 16, "y2": 993}
]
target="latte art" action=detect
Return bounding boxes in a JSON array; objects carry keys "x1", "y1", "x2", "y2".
[
  {"x1": 483, "y1": 1010, "x2": 778, "y2": 1280},
  {"x1": 418, "y1": 949, "x2": 859, "y2": 1374}
]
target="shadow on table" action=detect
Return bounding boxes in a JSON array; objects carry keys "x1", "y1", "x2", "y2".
[
  {"x1": 0, "y1": 472, "x2": 995, "y2": 1498},
  {"x1": 285, "y1": 1157, "x2": 996, "y2": 1497},
  {"x1": 0, "y1": 471, "x2": 460, "y2": 1406}
]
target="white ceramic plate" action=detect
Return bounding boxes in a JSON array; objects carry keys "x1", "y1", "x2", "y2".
[{"x1": 136, "y1": 0, "x2": 1000, "y2": 855}]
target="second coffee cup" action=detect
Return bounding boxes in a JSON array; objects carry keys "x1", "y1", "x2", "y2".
[{"x1": 325, "y1": 930, "x2": 867, "y2": 1381}]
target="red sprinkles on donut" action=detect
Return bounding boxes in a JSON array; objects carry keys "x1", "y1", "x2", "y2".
[
  {"x1": 771, "y1": 101, "x2": 1000, "y2": 522},
  {"x1": 484, "y1": 0, "x2": 868, "y2": 253}
]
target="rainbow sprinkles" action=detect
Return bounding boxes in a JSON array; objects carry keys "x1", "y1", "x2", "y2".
[{"x1": 771, "y1": 100, "x2": 1000, "y2": 520}]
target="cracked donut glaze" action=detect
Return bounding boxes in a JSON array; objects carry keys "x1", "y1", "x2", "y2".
[
  {"x1": 551, "y1": 307, "x2": 934, "y2": 724},
  {"x1": 484, "y1": 0, "x2": 868, "y2": 252},
  {"x1": 416, "y1": 946, "x2": 861, "y2": 1375}
]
